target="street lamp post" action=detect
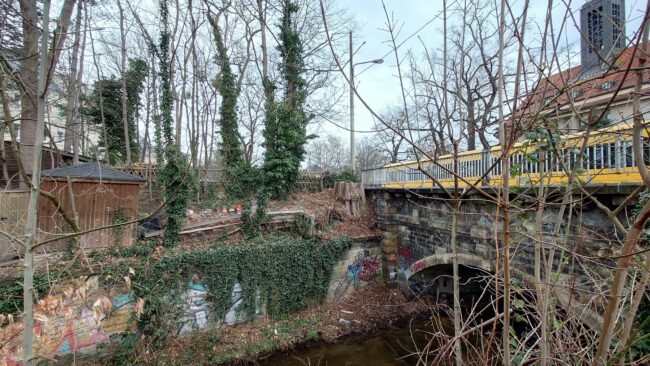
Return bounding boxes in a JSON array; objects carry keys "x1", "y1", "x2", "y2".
[{"x1": 349, "y1": 30, "x2": 383, "y2": 173}]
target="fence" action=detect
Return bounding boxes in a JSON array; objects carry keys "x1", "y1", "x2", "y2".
[
  {"x1": 0, "y1": 190, "x2": 29, "y2": 260},
  {"x1": 115, "y1": 165, "x2": 225, "y2": 184}
]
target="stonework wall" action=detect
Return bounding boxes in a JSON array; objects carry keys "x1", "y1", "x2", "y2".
[{"x1": 370, "y1": 190, "x2": 621, "y2": 305}]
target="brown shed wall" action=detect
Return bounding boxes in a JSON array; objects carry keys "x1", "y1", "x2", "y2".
[
  {"x1": 1, "y1": 141, "x2": 92, "y2": 189},
  {"x1": 37, "y1": 179, "x2": 141, "y2": 251},
  {"x1": 0, "y1": 190, "x2": 29, "y2": 260}
]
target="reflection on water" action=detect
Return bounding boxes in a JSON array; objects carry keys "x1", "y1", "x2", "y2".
[{"x1": 260, "y1": 325, "x2": 434, "y2": 366}]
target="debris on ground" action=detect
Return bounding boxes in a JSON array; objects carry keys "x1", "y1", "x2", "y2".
[
  {"x1": 268, "y1": 188, "x2": 380, "y2": 239},
  {"x1": 148, "y1": 282, "x2": 427, "y2": 365}
]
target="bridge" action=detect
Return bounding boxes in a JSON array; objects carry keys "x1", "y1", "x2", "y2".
[{"x1": 361, "y1": 124, "x2": 647, "y2": 326}]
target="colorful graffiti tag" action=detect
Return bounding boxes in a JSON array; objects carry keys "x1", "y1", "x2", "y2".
[
  {"x1": 348, "y1": 251, "x2": 381, "y2": 282},
  {"x1": 397, "y1": 247, "x2": 413, "y2": 280},
  {"x1": 179, "y1": 281, "x2": 210, "y2": 334},
  {"x1": 333, "y1": 250, "x2": 382, "y2": 298},
  {"x1": 411, "y1": 261, "x2": 426, "y2": 273},
  {"x1": 0, "y1": 276, "x2": 135, "y2": 365}
]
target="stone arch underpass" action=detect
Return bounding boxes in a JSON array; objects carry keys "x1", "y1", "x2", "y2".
[
  {"x1": 403, "y1": 253, "x2": 495, "y2": 312},
  {"x1": 369, "y1": 189, "x2": 633, "y2": 328}
]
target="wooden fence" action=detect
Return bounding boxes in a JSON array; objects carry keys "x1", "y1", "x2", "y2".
[
  {"x1": 0, "y1": 190, "x2": 29, "y2": 260},
  {"x1": 295, "y1": 172, "x2": 327, "y2": 191},
  {"x1": 116, "y1": 165, "x2": 331, "y2": 192}
]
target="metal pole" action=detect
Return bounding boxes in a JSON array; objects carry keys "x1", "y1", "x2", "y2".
[{"x1": 349, "y1": 31, "x2": 355, "y2": 173}]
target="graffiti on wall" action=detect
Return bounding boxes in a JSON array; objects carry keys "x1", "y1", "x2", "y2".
[
  {"x1": 178, "y1": 281, "x2": 264, "y2": 334},
  {"x1": 333, "y1": 249, "x2": 382, "y2": 299},
  {"x1": 0, "y1": 276, "x2": 135, "y2": 365},
  {"x1": 178, "y1": 281, "x2": 210, "y2": 334},
  {"x1": 397, "y1": 246, "x2": 413, "y2": 281}
]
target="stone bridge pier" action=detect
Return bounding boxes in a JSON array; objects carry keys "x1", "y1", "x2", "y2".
[{"x1": 369, "y1": 188, "x2": 633, "y2": 324}]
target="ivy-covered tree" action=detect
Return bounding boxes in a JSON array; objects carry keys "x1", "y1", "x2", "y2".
[
  {"x1": 208, "y1": 16, "x2": 253, "y2": 201},
  {"x1": 158, "y1": 0, "x2": 193, "y2": 247},
  {"x1": 262, "y1": 1, "x2": 309, "y2": 199},
  {"x1": 83, "y1": 58, "x2": 147, "y2": 164}
]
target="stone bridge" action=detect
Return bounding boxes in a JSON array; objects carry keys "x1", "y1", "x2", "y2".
[{"x1": 367, "y1": 188, "x2": 637, "y2": 323}]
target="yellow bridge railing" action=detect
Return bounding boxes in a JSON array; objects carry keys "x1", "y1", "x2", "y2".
[{"x1": 361, "y1": 123, "x2": 650, "y2": 189}]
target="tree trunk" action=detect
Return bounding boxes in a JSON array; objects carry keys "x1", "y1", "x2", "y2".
[
  {"x1": 18, "y1": 0, "x2": 39, "y2": 182},
  {"x1": 333, "y1": 181, "x2": 365, "y2": 217},
  {"x1": 74, "y1": 1, "x2": 87, "y2": 160},
  {"x1": 23, "y1": 2, "x2": 53, "y2": 362},
  {"x1": 117, "y1": 0, "x2": 131, "y2": 165},
  {"x1": 0, "y1": 73, "x2": 12, "y2": 188},
  {"x1": 89, "y1": 26, "x2": 109, "y2": 161},
  {"x1": 451, "y1": 142, "x2": 463, "y2": 365},
  {"x1": 64, "y1": 0, "x2": 82, "y2": 157}
]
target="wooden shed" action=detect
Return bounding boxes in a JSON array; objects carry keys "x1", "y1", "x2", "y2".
[{"x1": 38, "y1": 162, "x2": 145, "y2": 252}]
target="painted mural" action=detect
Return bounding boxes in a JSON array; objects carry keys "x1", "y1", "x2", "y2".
[{"x1": 0, "y1": 276, "x2": 135, "y2": 366}]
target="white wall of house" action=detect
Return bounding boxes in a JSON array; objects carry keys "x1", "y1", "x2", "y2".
[
  {"x1": 1, "y1": 78, "x2": 99, "y2": 154},
  {"x1": 549, "y1": 88, "x2": 650, "y2": 132}
]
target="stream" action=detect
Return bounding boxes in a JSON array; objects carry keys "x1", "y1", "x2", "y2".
[{"x1": 260, "y1": 324, "x2": 437, "y2": 366}]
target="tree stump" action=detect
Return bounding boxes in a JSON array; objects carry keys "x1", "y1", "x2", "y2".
[{"x1": 333, "y1": 181, "x2": 366, "y2": 217}]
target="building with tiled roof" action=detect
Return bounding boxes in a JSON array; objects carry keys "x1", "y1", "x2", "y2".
[{"x1": 505, "y1": 0, "x2": 649, "y2": 142}]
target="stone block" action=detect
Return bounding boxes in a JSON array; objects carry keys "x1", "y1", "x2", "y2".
[
  {"x1": 476, "y1": 243, "x2": 490, "y2": 258},
  {"x1": 432, "y1": 219, "x2": 448, "y2": 230},
  {"x1": 435, "y1": 246, "x2": 448, "y2": 255},
  {"x1": 471, "y1": 227, "x2": 489, "y2": 239},
  {"x1": 382, "y1": 245, "x2": 398, "y2": 256}
]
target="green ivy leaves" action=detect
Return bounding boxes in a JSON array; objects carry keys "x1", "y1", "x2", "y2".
[{"x1": 126, "y1": 234, "x2": 351, "y2": 343}]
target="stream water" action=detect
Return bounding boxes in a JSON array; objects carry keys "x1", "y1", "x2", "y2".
[{"x1": 260, "y1": 324, "x2": 436, "y2": 366}]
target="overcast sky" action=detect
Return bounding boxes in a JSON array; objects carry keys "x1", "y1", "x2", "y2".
[{"x1": 334, "y1": 0, "x2": 647, "y2": 143}]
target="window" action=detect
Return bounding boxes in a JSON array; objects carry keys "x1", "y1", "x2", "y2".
[
  {"x1": 587, "y1": 7, "x2": 605, "y2": 53},
  {"x1": 601, "y1": 82, "x2": 613, "y2": 90},
  {"x1": 601, "y1": 81, "x2": 615, "y2": 90},
  {"x1": 612, "y1": 3, "x2": 622, "y2": 48},
  {"x1": 13, "y1": 123, "x2": 20, "y2": 140},
  {"x1": 570, "y1": 89, "x2": 583, "y2": 99},
  {"x1": 57, "y1": 130, "x2": 64, "y2": 141}
]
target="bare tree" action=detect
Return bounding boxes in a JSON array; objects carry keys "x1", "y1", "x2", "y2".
[
  {"x1": 355, "y1": 136, "x2": 389, "y2": 171},
  {"x1": 305, "y1": 134, "x2": 348, "y2": 172}
]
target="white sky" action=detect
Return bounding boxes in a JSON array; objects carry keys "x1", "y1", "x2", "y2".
[{"x1": 336, "y1": 0, "x2": 648, "y2": 142}]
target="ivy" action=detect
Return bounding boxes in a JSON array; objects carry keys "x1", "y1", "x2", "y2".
[
  {"x1": 157, "y1": 0, "x2": 192, "y2": 247},
  {"x1": 241, "y1": 188, "x2": 269, "y2": 238},
  {"x1": 110, "y1": 207, "x2": 128, "y2": 246},
  {"x1": 323, "y1": 171, "x2": 358, "y2": 188},
  {"x1": 0, "y1": 271, "x2": 64, "y2": 316},
  {"x1": 110, "y1": 234, "x2": 351, "y2": 344},
  {"x1": 208, "y1": 17, "x2": 257, "y2": 204},
  {"x1": 158, "y1": 152, "x2": 194, "y2": 247},
  {"x1": 262, "y1": 2, "x2": 310, "y2": 200}
]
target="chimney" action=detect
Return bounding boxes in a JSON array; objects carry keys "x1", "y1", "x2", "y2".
[{"x1": 580, "y1": 0, "x2": 626, "y2": 77}]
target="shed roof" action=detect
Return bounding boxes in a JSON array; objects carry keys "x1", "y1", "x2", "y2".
[{"x1": 41, "y1": 162, "x2": 145, "y2": 183}]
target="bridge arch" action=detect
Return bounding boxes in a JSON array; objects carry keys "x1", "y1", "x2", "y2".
[
  {"x1": 406, "y1": 253, "x2": 493, "y2": 280},
  {"x1": 402, "y1": 253, "x2": 495, "y2": 305}
]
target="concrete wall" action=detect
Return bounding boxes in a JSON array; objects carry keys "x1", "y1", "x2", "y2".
[
  {"x1": 0, "y1": 276, "x2": 134, "y2": 365},
  {"x1": 327, "y1": 239, "x2": 382, "y2": 300},
  {"x1": 0, "y1": 241, "x2": 379, "y2": 364}
]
